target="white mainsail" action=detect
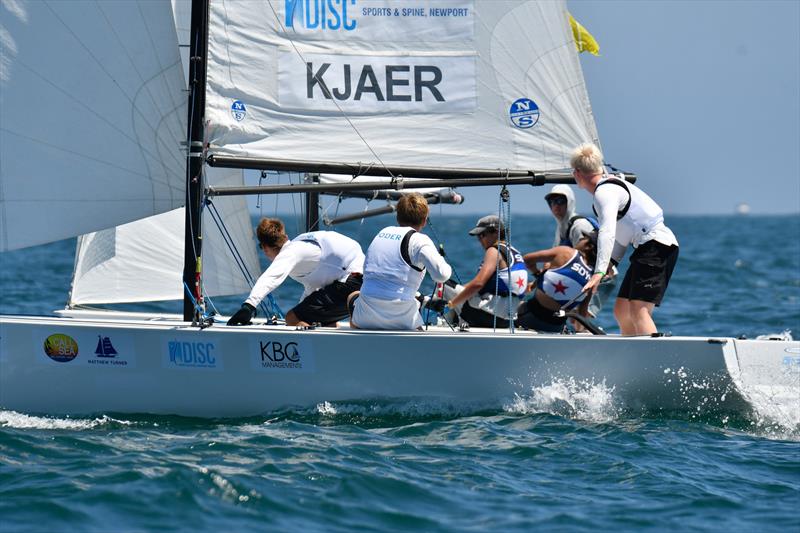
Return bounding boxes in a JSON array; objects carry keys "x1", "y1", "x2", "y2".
[
  {"x1": 0, "y1": 1, "x2": 187, "y2": 251},
  {"x1": 204, "y1": 0, "x2": 598, "y2": 171}
]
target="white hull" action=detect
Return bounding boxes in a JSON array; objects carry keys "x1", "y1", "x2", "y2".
[{"x1": 1, "y1": 313, "x2": 798, "y2": 419}]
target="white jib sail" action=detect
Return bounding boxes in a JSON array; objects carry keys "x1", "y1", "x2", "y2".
[
  {"x1": 204, "y1": 0, "x2": 598, "y2": 172},
  {"x1": 68, "y1": 166, "x2": 260, "y2": 305},
  {"x1": 68, "y1": 0, "x2": 261, "y2": 306},
  {"x1": 0, "y1": 1, "x2": 188, "y2": 252}
]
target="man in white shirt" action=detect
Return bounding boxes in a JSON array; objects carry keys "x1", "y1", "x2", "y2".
[
  {"x1": 571, "y1": 143, "x2": 679, "y2": 335},
  {"x1": 351, "y1": 193, "x2": 452, "y2": 331},
  {"x1": 227, "y1": 218, "x2": 365, "y2": 327}
]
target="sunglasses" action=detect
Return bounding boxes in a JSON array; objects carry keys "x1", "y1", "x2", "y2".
[{"x1": 547, "y1": 196, "x2": 567, "y2": 206}]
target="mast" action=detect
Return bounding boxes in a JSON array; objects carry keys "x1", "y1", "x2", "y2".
[
  {"x1": 183, "y1": 0, "x2": 210, "y2": 322},
  {"x1": 304, "y1": 174, "x2": 320, "y2": 232}
]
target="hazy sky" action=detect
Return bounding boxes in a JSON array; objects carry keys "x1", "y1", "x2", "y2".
[
  {"x1": 571, "y1": 0, "x2": 800, "y2": 216},
  {"x1": 259, "y1": 0, "x2": 800, "y2": 218}
]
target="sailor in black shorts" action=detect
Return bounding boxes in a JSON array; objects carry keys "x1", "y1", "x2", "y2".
[
  {"x1": 618, "y1": 239, "x2": 678, "y2": 306},
  {"x1": 227, "y1": 218, "x2": 365, "y2": 327},
  {"x1": 570, "y1": 143, "x2": 679, "y2": 335}
]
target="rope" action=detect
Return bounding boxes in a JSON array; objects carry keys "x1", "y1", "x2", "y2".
[
  {"x1": 501, "y1": 186, "x2": 515, "y2": 334},
  {"x1": 267, "y1": 2, "x2": 396, "y2": 180},
  {"x1": 425, "y1": 216, "x2": 462, "y2": 284},
  {"x1": 205, "y1": 198, "x2": 284, "y2": 319},
  {"x1": 493, "y1": 185, "x2": 515, "y2": 333}
]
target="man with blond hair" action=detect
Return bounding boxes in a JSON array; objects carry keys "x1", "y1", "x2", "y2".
[
  {"x1": 351, "y1": 193, "x2": 452, "y2": 330},
  {"x1": 571, "y1": 143, "x2": 679, "y2": 335}
]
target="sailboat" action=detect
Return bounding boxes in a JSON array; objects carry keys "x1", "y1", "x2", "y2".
[{"x1": 0, "y1": 0, "x2": 796, "y2": 419}]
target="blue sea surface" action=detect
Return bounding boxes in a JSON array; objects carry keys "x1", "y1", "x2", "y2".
[{"x1": 1, "y1": 214, "x2": 799, "y2": 531}]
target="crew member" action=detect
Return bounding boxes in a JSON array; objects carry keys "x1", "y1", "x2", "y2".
[
  {"x1": 545, "y1": 184, "x2": 616, "y2": 317},
  {"x1": 516, "y1": 235, "x2": 596, "y2": 333},
  {"x1": 227, "y1": 218, "x2": 364, "y2": 327},
  {"x1": 350, "y1": 193, "x2": 452, "y2": 331},
  {"x1": 571, "y1": 143, "x2": 679, "y2": 335},
  {"x1": 438, "y1": 215, "x2": 527, "y2": 328},
  {"x1": 545, "y1": 184, "x2": 598, "y2": 248}
]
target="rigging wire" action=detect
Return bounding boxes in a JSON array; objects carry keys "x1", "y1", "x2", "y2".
[
  {"x1": 205, "y1": 198, "x2": 285, "y2": 319},
  {"x1": 266, "y1": 1, "x2": 396, "y2": 180},
  {"x1": 493, "y1": 185, "x2": 515, "y2": 333}
]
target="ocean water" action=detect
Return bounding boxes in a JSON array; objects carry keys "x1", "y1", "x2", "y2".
[{"x1": 1, "y1": 214, "x2": 799, "y2": 531}]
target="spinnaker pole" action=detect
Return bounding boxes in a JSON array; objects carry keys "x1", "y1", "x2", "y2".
[{"x1": 183, "y1": 0, "x2": 210, "y2": 322}]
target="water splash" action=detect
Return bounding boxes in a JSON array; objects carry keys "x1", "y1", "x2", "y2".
[
  {"x1": 504, "y1": 378, "x2": 619, "y2": 423},
  {"x1": 0, "y1": 409, "x2": 132, "y2": 430}
]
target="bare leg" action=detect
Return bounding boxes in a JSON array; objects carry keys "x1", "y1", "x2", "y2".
[
  {"x1": 347, "y1": 291, "x2": 360, "y2": 329},
  {"x1": 628, "y1": 299, "x2": 657, "y2": 335},
  {"x1": 285, "y1": 310, "x2": 308, "y2": 327},
  {"x1": 614, "y1": 297, "x2": 636, "y2": 335}
]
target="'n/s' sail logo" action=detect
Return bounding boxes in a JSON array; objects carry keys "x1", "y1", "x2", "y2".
[
  {"x1": 231, "y1": 100, "x2": 246, "y2": 121},
  {"x1": 43, "y1": 334, "x2": 79, "y2": 363},
  {"x1": 509, "y1": 97, "x2": 540, "y2": 129}
]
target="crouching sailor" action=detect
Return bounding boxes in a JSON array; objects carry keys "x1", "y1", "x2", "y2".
[
  {"x1": 440, "y1": 215, "x2": 528, "y2": 329},
  {"x1": 351, "y1": 193, "x2": 452, "y2": 331},
  {"x1": 517, "y1": 234, "x2": 597, "y2": 333},
  {"x1": 227, "y1": 218, "x2": 365, "y2": 327}
]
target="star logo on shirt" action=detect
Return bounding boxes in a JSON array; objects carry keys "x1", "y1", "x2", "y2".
[
  {"x1": 516, "y1": 277, "x2": 525, "y2": 289},
  {"x1": 553, "y1": 280, "x2": 568, "y2": 294}
]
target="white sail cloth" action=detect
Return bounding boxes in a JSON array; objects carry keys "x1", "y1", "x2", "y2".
[
  {"x1": 69, "y1": 167, "x2": 259, "y2": 305},
  {"x1": 0, "y1": 1, "x2": 187, "y2": 251},
  {"x1": 204, "y1": 0, "x2": 598, "y2": 171},
  {"x1": 68, "y1": 1, "x2": 260, "y2": 305}
]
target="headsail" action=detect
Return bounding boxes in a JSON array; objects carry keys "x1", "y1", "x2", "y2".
[
  {"x1": 0, "y1": 1, "x2": 188, "y2": 251},
  {"x1": 67, "y1": 0, "x2": 260, "y2": 306},
  {"x1": 204, "y1": 0, "x2": 598, "y2": 173},
  {"x1": 69, "y1": 167, "x2": 260, "y2": 306}
]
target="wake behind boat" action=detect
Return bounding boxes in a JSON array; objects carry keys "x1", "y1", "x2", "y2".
[{"x1": 0, "y1": 1, "x2": 797, "y2": 422}]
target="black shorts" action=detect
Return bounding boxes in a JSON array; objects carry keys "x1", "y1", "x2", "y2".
[
  {"x1": 459, "y1": 302, "x2": 511, "y2": 329},
  {"x1": 291, "y1": 273, "x2": 363, "y2": 325},
  {"x1": 617, "y1": 240, "x2": 678, "y2": 306},
  {"x1": 516, "y1": 297, "x2": 566, "y2": 333}
]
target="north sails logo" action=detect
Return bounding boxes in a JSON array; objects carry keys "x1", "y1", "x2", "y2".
[
  {"x1": 231, "y1": 100, "x2": 246, "y2": 121},
  {"x1": 509, "y1": 97, "x2": 540, "y2": 129}
]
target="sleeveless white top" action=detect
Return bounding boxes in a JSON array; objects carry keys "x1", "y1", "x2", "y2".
[{"x1": 361, "y1": 226, "x2": 427, "y2": 301}]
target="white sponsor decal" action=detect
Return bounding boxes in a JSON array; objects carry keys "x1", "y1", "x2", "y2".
[
  {"x1": 251, "y1": 338, "x2": 316, "y2": 373},
  {"x1": 84, "y1": 332, "x2": 136, "y2": 368},
  {"x1": 278, "y1": 0, "x2": 475, "y2": 43},
  {"x1": 279, "y1": 52, "x2": 476, "y2": 113},
  {"x1": 31, "y1": 329, "x2": 136, "y2": 368},
  {"x1": 163, "y1": 338, "x2": 222, "y2": 370}
]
